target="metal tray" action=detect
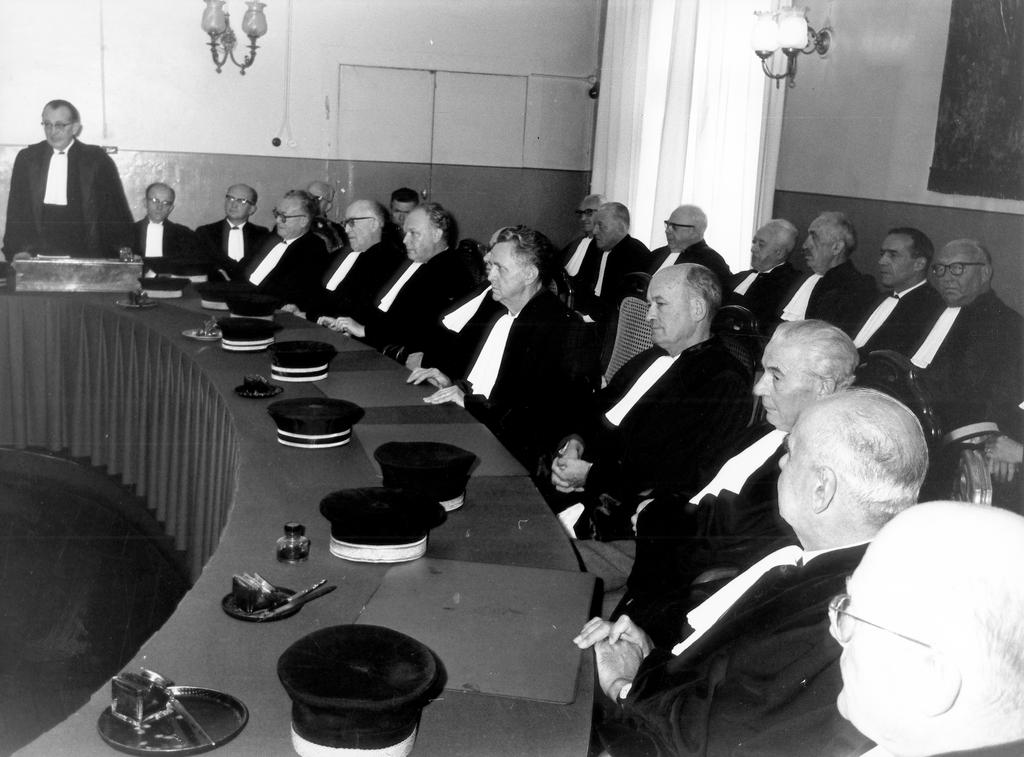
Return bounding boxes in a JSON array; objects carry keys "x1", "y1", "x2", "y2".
[{"x1": 97, "y1": 686, "x2": 247, "y2": 755}]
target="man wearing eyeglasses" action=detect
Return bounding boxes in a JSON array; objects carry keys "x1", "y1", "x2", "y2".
[
  {"x1": 195, "y1": 184, "x2": 271, "y2": 279},
  {"x1": 242, "y1": 189, "x2": 329, "y2": 312},
  {"x1": 648, "y1": 205, "x2": 732, "y2": 292},
  {"x1": 561, "y1": 193, "x2": 605, "y2": 279},
  {"x1": 307, "y1": 199, "x2": 404, "y2": 323},
  {"x1": 833, "y1": 501, "x2": 1024, "y2": 757},
  {"x1": 910, "y1": 239, "x2": 1022, "y2": 504},
  {"x1": 4, "y1": 99, "x2": 133, "y2": 260},
  {"x1": 132, "y1": 183, "x2": 204, "y2": 267},
  {"x1": 574, "y1": 388, "x2": 926, "y2": 757}
]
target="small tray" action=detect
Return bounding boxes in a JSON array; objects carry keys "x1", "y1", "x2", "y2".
[
  {"x1": 221, "y1": 588, "x2": 297, "y2": 621},
  {"x1": 182, "y1": 328, "x2": 222, "y2": 342},
  {"x1": 116, "y1": 299, "x2": 158, "y2": 310},
  {"x1": 97, "y1": 686, "x2": 248, "y2": 755},
  {"x1": 234, "y1": 383, "x2": 283, "y2": 400}
]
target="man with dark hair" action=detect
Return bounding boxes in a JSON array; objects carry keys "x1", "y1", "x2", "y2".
[
  {"x1": 309, "y1": 198, "x2": 404, "y2": 322},
  {"x1": 132, "y1": 183, "x2": 204, "y2": 264},
  {"x1": 243, "y1": 189, "x2": 329, "y2": 311},
  {"x1": 195, "y1": 183, "x2": 271, "y2": 280},
  {"x1": 386, "y1": 186, "x2": 420, "y2": 245},
  {"x1": 550, "y1": 264, "x2": 752, "y2": 539},
  {"x1": 779, "y1": 211, "x2": 876, "y2": 333},
  {"x1": 647, "y1": 205, "x2": 732, "y2": 291},
  {"x1": 407, "y1": 225, "x2": 600, "y2": 468},
  {"x1": 576, "y1": 388, "x2": 927, "y2": 757},
  {"x1": 850, "y1": 226, "x2": 944, "y2": 355},
  {"x1": 728, "y1": 218, "x2": 802, "y2": 329},
  {"x1": 4, "y1": 99, "x2": 133, "y2": 259},
  {"x1": 324, "y1": 202, "x2": 476, "y2": 362}
]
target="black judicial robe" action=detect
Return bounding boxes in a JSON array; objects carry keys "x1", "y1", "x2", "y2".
[{"x1": 601, "y1": 544, "x2": 873, "y2": 757}]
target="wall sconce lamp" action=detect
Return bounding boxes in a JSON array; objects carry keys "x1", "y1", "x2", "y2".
[
  {"x1": 751, "y1": 7, "x2": 832, "y2": 88},
  {"x1": 200, "y1": 0, "x2": 268, "y2": 75}
]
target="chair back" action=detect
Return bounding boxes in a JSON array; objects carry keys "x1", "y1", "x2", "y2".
[
  {"x1": 603, "y1": 295, "x2": 653, "y2": 384},
  {"x1": 551, "y1": 268, "x2": 575, "y2": 310},
  {"x1": 855, "y1": 350, "x2": 943, "y2": 448}
]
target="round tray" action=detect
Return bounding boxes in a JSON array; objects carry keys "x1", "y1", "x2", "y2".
[
  {"x1": 234, "y1": 383, "x2": 283, "y2": 400},
  {"x1": 221, "y1": 588, "x2": 297, "y2": 622},
  {"x1": 182, "y1": 329, "x2": 221, "y2": 342},
  {"x1": 97, "y1": 686, "x2": 248, "y2": 755}
]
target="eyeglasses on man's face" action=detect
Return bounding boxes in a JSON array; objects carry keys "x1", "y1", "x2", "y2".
[
  {"x1": 827, "y1": 593, "x2": 931, "y2": 648},
  {"x1": 147, "y1": 197, "x2": 174, "y2": 208},
  {"x1": 225, "y1": 194, "x2": 255, "y2": 207},
  {"x1": 41, "y1": 121, "x2": 76, "y2": 131},
  {"x1": 343, "y1": 216, "x2": 374, "y2": 228},
  {"x1": 929, "y1": 262, "x2": 986, "y2": 277},
  {"x1": 574, "y1": 208, "x2": 597, "y2": 217},
  {"x1": 273, "y1": 210, "x2": 308, "y2": 221},
  {"x1": 664, "y1": 221, "x2": 696, "y2": 231}
]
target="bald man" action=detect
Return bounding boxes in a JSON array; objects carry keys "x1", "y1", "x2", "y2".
[
  {"x1": 834, "y1": 501, "x2": 1024, "y2": 756},
  {"x1": 132, "y1": 183, "x2": 204, "y2": 265},
  {"x1": 648, "y1": 204, "x2": 731, "y2": 291},
  {"x1": 196, "y1": 183, "x2": 271, "y2": 279},
  {"x1": 306, "y1": 199, "x2": 404, "y2": 323},
  {"x1": 575, "y1": 388, "x2": 926, "y2": 757}
]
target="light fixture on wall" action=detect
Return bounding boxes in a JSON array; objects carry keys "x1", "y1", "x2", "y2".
[
  {"x1": 751, "y1": 6, "x2": 832, "y2": 88},
  {"x1": 200, "y1": 0, "x2": 268, "y2": 75}
]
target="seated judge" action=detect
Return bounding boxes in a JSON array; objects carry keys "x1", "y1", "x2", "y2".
[
  {"x1": 909, "y1": 239, "x2": 1023, "y2": 442},
  {"x1": 575, "y1": 388, "x2": 927, "y2": 757},
  {"x1": 4, "y1": 99, "x2": 133, "y2": 260},
  {"x1": 407, "y1": 225, "x2": 600, "y2": 468},
  {"x1": 307, "y1": 199, "x2": 404, "y2": 323},
  {"x1": 779, "y1": 211, "x2": 876, "y2": 333},
  {"x1": 562, "y1": 192, "x2": 605, "y2": 279},
  {"x1": 133, "y1": 183, "x2": 203, "y2": 262},
  {"x1": 322, "y1": 202, "x2": 477, "y2": 362},
  {"x1": 306, "y1": 180, "x2": 348, "y2": 254},
  {"x1": 243, "y1": 189, "x2": 329, "y2": 312},
  {"x1": 727, "y1": 218, "x2": 801, "y2": 330},
  {"x1": 648, "y1": 205, "x2": 731, "y2": 291},
  {"x1": 569, "y1": 201, "x2": 649, "y2": 322},
  {"x1": 621, "y1": 319, "x2": 859, "y2": 646},
  {"x1": 550, "y1": 264, "x2": 752, "y2": 538},
  {"x1": 849, "y1": 226, "x2": 944, "y2": 355},
  {"x1": 195, "y1": 183, "x2": 270, "y2": 279},
  {"x1": 834, "y1": 501, "x2": 1024, "y2": 757}
]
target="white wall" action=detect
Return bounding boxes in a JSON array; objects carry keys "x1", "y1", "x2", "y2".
[
  {"x1": 0, "y1": 0, "x2": 601, "y2": 159},
  {"x1": 776, "y1": 0, "x2": 1023, "y2": 216}
]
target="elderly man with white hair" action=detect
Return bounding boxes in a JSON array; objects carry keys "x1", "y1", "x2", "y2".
[
  {"x1": 575, "y1": 387, "x2": 927, "y2": 757},
  {"x1": 833, "y1": 500, "x2": 1024, "y2": 756},
  {"x1": 648, "y1": 204, "x2": 732, "y2": 291},
  {"x1": 727, "y1": 218, "x2": 801, "y2": 329}
]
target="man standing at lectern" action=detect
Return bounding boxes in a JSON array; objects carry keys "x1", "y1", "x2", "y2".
[{"x1": 3, "y1": 99, "x2": 133, "y2": 260}]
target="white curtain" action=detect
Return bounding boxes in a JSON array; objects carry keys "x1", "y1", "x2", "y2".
[{"x1": 591, "y1": 0, "x2": 788, "y2": 273}]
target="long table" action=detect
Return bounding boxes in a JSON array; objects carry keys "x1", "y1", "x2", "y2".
[{"x1": 3, "y1": 292, "x2": 595, "y2": 757}]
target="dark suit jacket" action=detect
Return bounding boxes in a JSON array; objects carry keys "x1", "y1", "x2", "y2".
[
  {"x1": 4, "y1": 139, "x2": 133, "y2": 259},
  {"x1": 361, "y1": 247, "x2": 477, "y2": 357},
  {"x1": 304, "y1": 239, "x2": 406, "y2": 322},
  {"x1": 602, "y1": 544, "x2": 873, "y2": 757},
  {"x1": 570, "y1": 235, "x2": 649, "y2": 317},
  {"x1": 195, "y1": 219, "x2": 271, "y2": 280},
  {"x1": 133, "y1": 219, "x2": 204, "y2": 261},
  {"x1": 851, "y1": 281, "x2": 945, "y2": 357},
  {"x1": 581, "y1": 337, "x2": 753, "y2": 502},
  {"x1": 648, "y1": 240, "x2": 732, "y2": 292},
  {"x1": 621, "y1": 423, "x2": 796, "y2": 647},
  {"x1": 242, "y1": 232, "x2": 330, "y2": 312},
  {"x1": 795, "y1": 259, "x2": 877, "y2": 333},
  {"x1": 443, "y1": 289, "x2": 602, "y2": 468},
  {"x1": 727, "y1": 263, "x2": 802, "y2": 331},
  {"x1": 915, "y1": 290, "x2": 1024, "y2": 440}
]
